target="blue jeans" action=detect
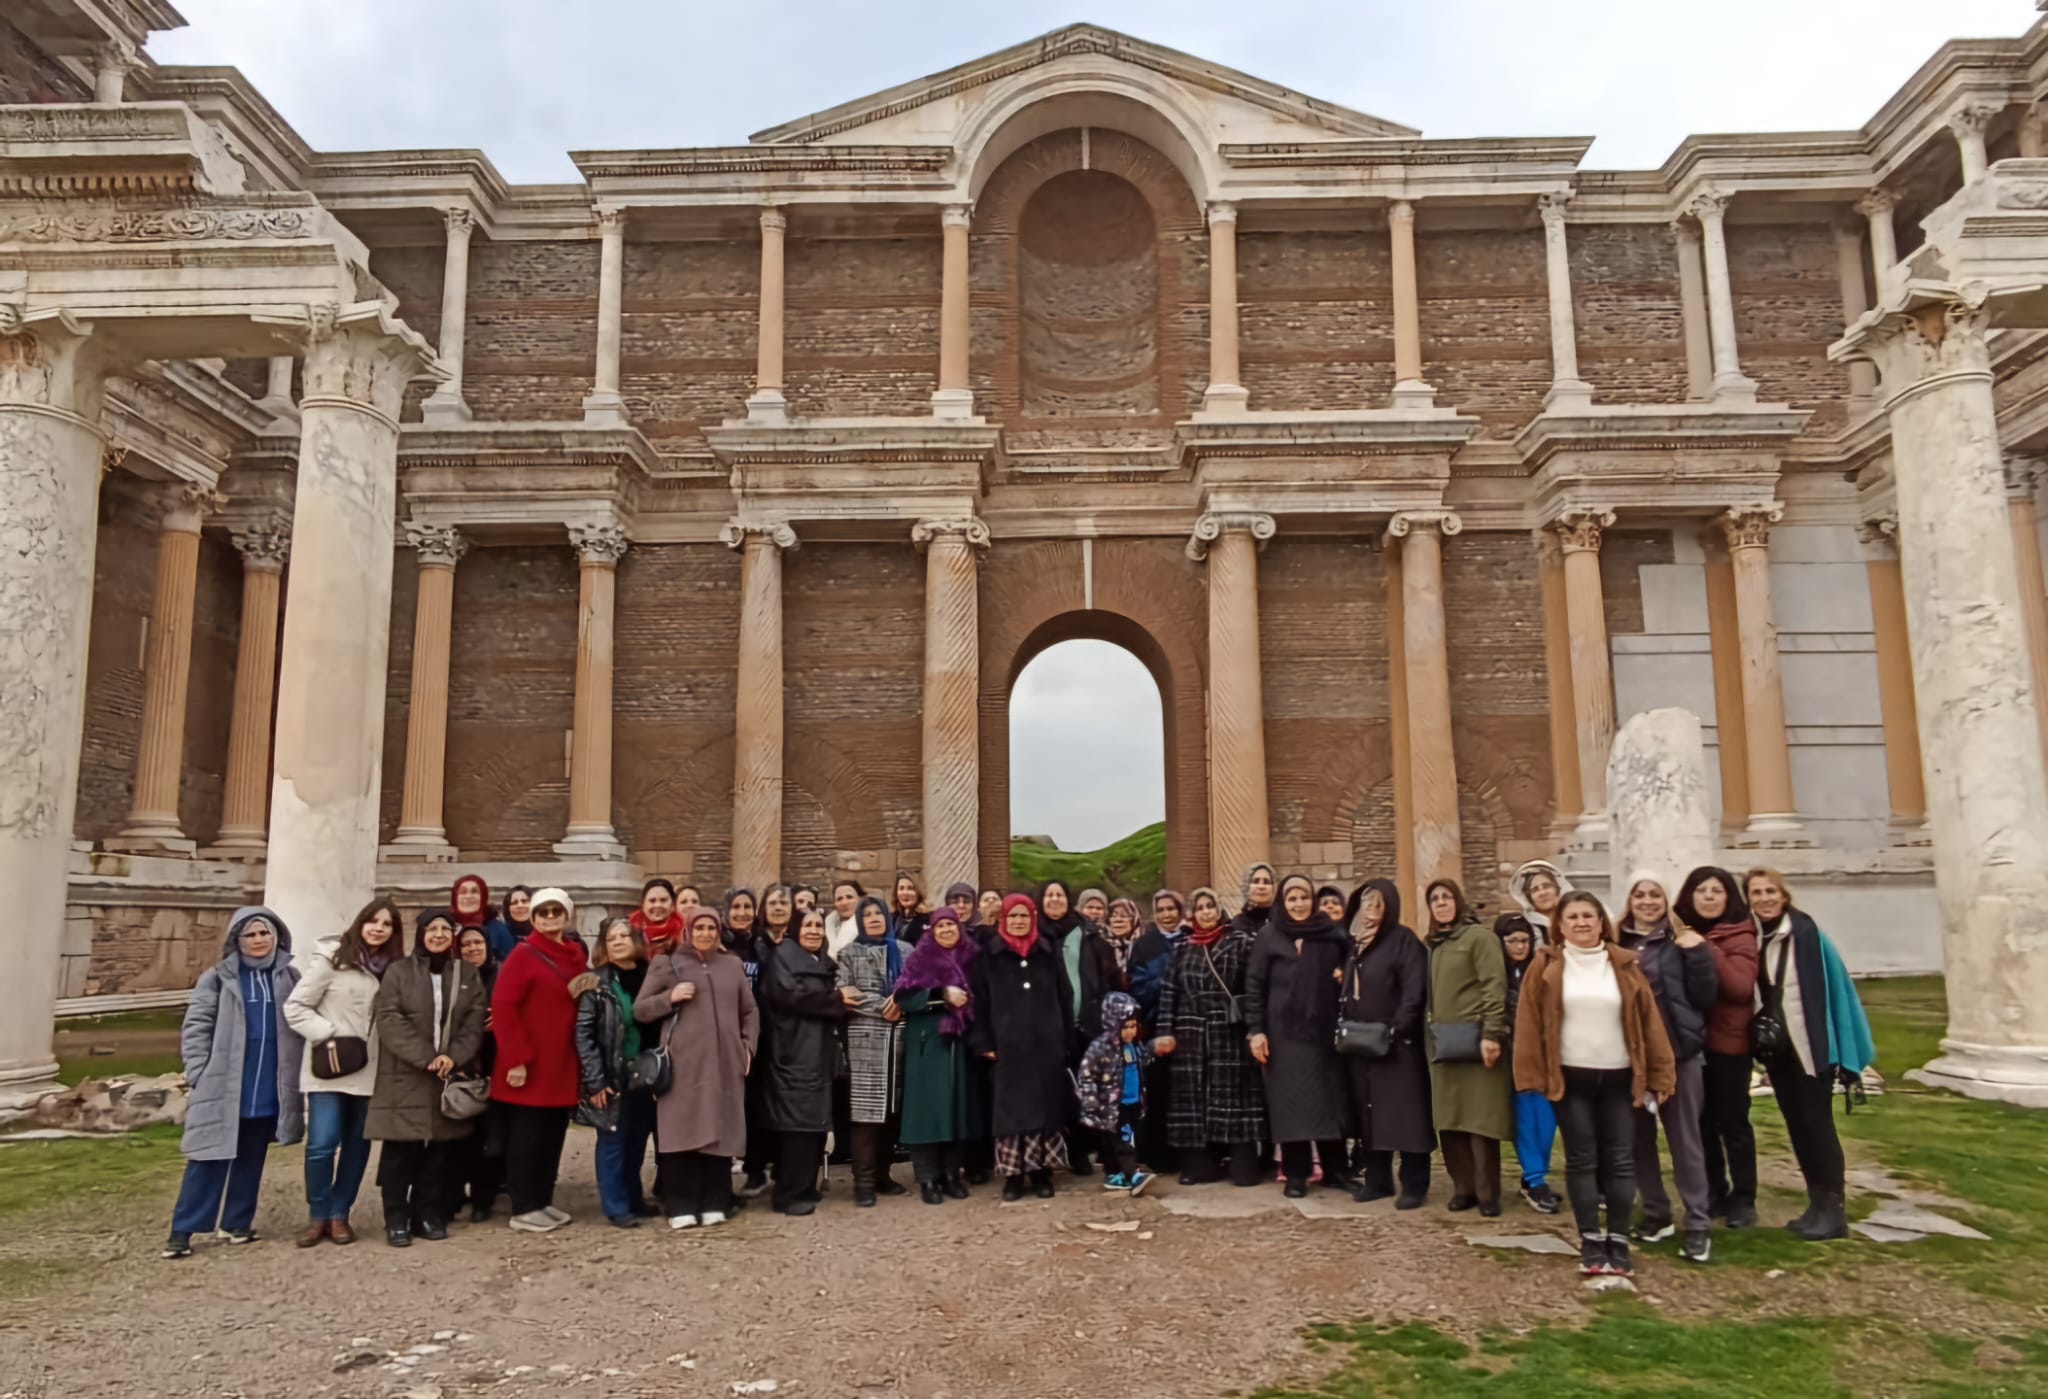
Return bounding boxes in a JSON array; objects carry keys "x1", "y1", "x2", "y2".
[
  {"x1": 304, "y1": 1091, "x2": 372, "y2": 1222},
  {"x1": 593, "y1": 1091, "x2": 656, "y2": 1220},
  {"x1": 170, "y1": 1115, "x2": 274, "y2": 1237},
  {"x1": 1512, "y1": 1090, "x2": 1558, "y2": 1188}
]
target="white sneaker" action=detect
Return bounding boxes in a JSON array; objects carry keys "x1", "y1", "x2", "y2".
[
  {"x1": 699, "y1": 1210, "x2": 727, "y2": 1227},
  {"x1": 668, "y1": 1214, "x2": 699, "y2": 1230},
  {"x1": 542, "y1": 1205, "x2": 571, "y2": 1224},
  {"x1": 508, "y1": 1210, "x2": 560, "y2": 1233}
]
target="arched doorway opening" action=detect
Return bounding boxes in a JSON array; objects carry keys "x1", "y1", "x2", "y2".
[{"x1": 1008, "y1": 638, "x2": 1165, "y2": 895}]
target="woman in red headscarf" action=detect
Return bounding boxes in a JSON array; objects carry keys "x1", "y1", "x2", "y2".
[
  {"x1": 452, "y1": 874, "x2": 514, "y2": 963},
  {"x1": 967, "y1": 894, "x2": 1075, "y2": 1201}
]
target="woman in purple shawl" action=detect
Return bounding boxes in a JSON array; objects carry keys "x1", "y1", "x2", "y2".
[{"x1": 894, "y1": 909, "x2": 992, "y2": 1203}]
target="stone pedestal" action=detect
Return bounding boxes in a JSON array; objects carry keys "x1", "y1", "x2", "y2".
[
  {"x1": 382, "y1": 523, "x2": 466, "y2": 863},
  {"x1": 0, "y1": 311, "x2": 107, "y2": 1093},
  {"x1": 1556, "y1": 510, "x2": 1616, "y2": 848},
  {"x1": 202, "y1": 524, "x2": 288, "y2": 857},
  {"x1": 1849, "y1": 299, "x2": 2048, "y2": 1108},
  {"x1": 420, "y1": 208, "x2": 475, "y2": 426},
  {"x1": 1607, "y1": 708, "x2": 1716, "y2": 898},
  {"x1": 555, "y1": 522, "x2": 629, "y2": 861},
  {"x1": 1191, "y1": 512, "x2": 1273, "y2": 888},
  {"x1": 1200, "y1": 203, "x2": 1249, "y2": 414},
  {"x1": 1390, "y1": 511, "x2": 1463, "y2": 888},
  {"x1": 262, "y1": 309, "x2": 434, "y2": 953},
  {"x1": 917, "y1": 518, "x2": 987, "y2": 894},
  {"x1": 723, "y1": 521, "x2": 795, "y2": 888}
]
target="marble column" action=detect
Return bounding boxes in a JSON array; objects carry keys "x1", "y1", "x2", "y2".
[
  {"x1": 383, "y1": 523, "x2": 468, "y2": 862},
  {"x1": 915, "y1": 517, "x2": 988, "y2": 893},
  {"x1": 1384, "y1": 540, "x2": 1417, "y2": 904},
  {"x1": 1845, "y1": 299, "x2": 2048, "y2": 1106},
  {"x1": 1671, "y1": 220, "x2": 1714, "y2": 402},
  {"x1": 747, "y1": 207, "x2": 790, "y2": 425},
  {"x1": 722, "y1": 521, "x2": 796, "y2": 888},
  {"x1": 92, "y1": 39, "x2": 133, "y2": 104},
  {"x1": 934, "y1": 204, "x2": 977, "y2": 420},
  {"x1": 1201, "y1": 203, "x2": 1248, "y2": 413},
  {"x1": 1190, "y1": 512, "x2": 1274, "y2": 888},
  {"x1": 583, "y1": 205, "x2": 629, "y2": 426},
  {"x1": 1535, "y1": 527, "x2": 1583, "y2": 839},
  {"x1": 555, "y1": 522, "x2": 629, "y2": 860},
  {"x1": 1389, "y1": 511, "x2": 1463, "y2": 887},
  {"x1": 2004, "y1": 455, "x2": 2048, "y2": 763},
  {"x1": 110, "y1": 483, "x2": 221, "y2": 853},
  {"x1": 1858, "y1": 190, "x2": 1898, "y2": 277},
  {"x1": 1388, "y1": 199, "x2": 1433, "y2": 407},
  {"x1": 1554, "y1": 510, "x2": 1616, "y2": 846},
  {"x1": 1858, "y1": 515, "x2": 1929, "y2": 843},
  {"x1": 1538, "y1": 193, "x2": 1593, "y2": 409},
  {"x1": 205, "y1": 524, "x2": 289, "y2": 856},
  {"x1": 256, "y1": 354, "x2": 298, "y2": 425},
  {"x1": 1834, "y1": 216, "x2": 1878, "y2": 409},
  {"x1": 1949, "y1": 104, "x2": 1998, "y2": 186},
  {"x1": 421, "y1": 208, "x2": 475, "y2": 425},
  {"x1": 1700, "y1": 531, "x2": 1752, "y2": 837},
  {"x1": 1719, "y1": 507, "x2": 1805, "y2": 842},
  {"x1": 0, "y1": 311, "x2": 108, "y2": 1093},
  {"x1": 1689, "y1": 189, "x2": 1758, "y2": 404},
  {"x1": 263, "y1": 310, "x2": 429, "y2": 978}
]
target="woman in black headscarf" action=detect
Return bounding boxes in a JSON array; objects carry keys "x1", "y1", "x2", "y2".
[
  {"x1": 1245, "y1": 873, "x2": 1351, "y2": 1196},
  {"x1": 1039, "y1": 878, "x2": 1119, "y2": 1174},
  {"x1": 1233, "y1": 862, "x2": 1279, "y2": 936},
  {"x1": 1339, "y1": 878, "x2": 1434, "y2": 1207}
]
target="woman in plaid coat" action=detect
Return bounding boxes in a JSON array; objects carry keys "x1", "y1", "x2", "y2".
[{"x1": 1155, "y1": 886, "x2": 1266, "y2": 1187}]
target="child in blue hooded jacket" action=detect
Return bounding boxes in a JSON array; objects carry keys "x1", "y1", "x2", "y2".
[{"x1": 1077, "y1": 991, "x2": 1161, "y2": 1196}]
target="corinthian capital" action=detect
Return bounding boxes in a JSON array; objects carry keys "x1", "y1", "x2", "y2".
[
  {"x1": 405, "y1": 520, "x2": 468, "y2": 568},
  {"x1": 1855, "y1": 188, "x2": 1896, "y2": 220},
  {"x1": 442, "y1": 206, "x2": 475, "y2": 238},
  {"x1": 1186, "y1": 510, "x2": 1275, "y2": 561},
  {"x1": 1948, "y1": 102, "x2": 2000, "y2": 139},
  {"x1": 1538, "y1": 190, "x2": 1571, "y2": 229},
  {"x1": 570, "y1": 521, "x2": 630, "y2": 565},
  {"x1": 230, "y1": 522, "x2": 291, "y2": 572},
  {"x1": 1551, "y1": 508, "x2": 1617, "y2": 555},
  {"x1": 2005, "y1": 454, "x2": 2048, "y2": 500},
  {"x1": 1687, "y1": 187, "x2": 1730, "y2": 223},
  {"x1": 1719, "y1": 504, "x2": 1785, "y2": 551},
  {"x1": 154, "y1": 481, "x2": 227, "y2": 533},
  {"x1": 1857, "y1": 513, "x2": 1899, "y2": 560},
  {"x1": 911, "y1": 517, "x2": 991, "y2": 551},
  {"x1": 718, "y1": 520, "x2": 799, "y2": 552},
  {"x1": 1385, "y1": 509, "x2": 1463, "y2": 542}
]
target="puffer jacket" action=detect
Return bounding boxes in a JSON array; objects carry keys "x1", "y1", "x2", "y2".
[
  {"x1": 1076, "y1": 991, "x2": 1152, "y2": 1132},
  {"x1": 1620, "y1": 922, "x2": 1718, "y2": 1061}
]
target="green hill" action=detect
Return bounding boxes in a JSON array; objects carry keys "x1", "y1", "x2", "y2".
[{"x1": 1009, "y1": 822, "x2": 1167, "y2": 900}]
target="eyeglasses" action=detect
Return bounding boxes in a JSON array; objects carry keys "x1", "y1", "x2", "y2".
[{"x1": 535, "y1": 906, "x2": 567, "y2": 919}]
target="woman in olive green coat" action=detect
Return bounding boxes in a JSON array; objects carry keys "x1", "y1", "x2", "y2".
[
  {"x1": 892, "y1": 910, "x2": 991, "y2": 1202},
  {"x1": 1423, "y1": 879, "x2": 1512, "y2": 1216}
]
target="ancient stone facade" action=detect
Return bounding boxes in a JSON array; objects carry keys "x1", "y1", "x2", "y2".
[{"x1": 8, "y1": 5, "x2": 2048, "y2": 1105}]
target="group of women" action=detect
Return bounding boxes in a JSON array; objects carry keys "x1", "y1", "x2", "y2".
[{"x1": 160, "y1": 861, "x2": 1874, "y2": 1279}]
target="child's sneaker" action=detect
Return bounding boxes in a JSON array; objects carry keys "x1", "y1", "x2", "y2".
[
  {"x1": 1126, "y1": 1171, "x2": 1154, "y2": 1197},
  {"x1": 1102, "y1": 1173, "x2": 1129, "y2": 1191}
]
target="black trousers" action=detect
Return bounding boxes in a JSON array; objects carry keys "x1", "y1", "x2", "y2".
[
  {"x1": 1355, "y1": 1148, "x2": 1433, "y2": 1198},
  {"x1": 1181, "y1": 1141, "x2": 1262, "y2": 1186},
  {"x1": 457, "y1": 1110, "x2": 503, "y2": 1210},
  {"x1": 1138, "y1": 1059, "x2": 1175, "y2": 1170},
  {"x1": 657, "y1": 1150, "x2": 732, "y2": 1218},
  {"x1": 1763, "y1": 1055, "x2": 1846, "y2": 1194},
  {"x1": 377, "y1": 1140, "x2": 458, "y2": 1225},
  {"x1": 500, "y1": 1104, "x2": 571, "y2": 1216},
  {"x1": 910, "y1": 1140, "x2": 965, "y2": 1185},
  {"x1": 1557, "y1": 1067, "x2": 1636, "y2": 1238},
  {"x1": 1278, "y1": 1138, "x2": 1347, "y2": 1185},
  {"x1": 772, "y1": 1131, "x2": 825, "y2": 1209},
  {"x1": 1438, "y1": 1130, "x2": 1501, "y2": 1204},
  {"x1": 743, "y1": 1113, "x2": 779, "y2": 1182},
  {"x1": 829, "y1": 1078, "x2": 854, "y2": 1163},
  {"x1": 1700, "y1": 1050, "x2": 1759, "y2": 1210},
  {"x1": 851, "y1": 1119, "x2": 900, "y2": 1190}
]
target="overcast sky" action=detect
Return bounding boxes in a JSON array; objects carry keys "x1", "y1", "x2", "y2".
[{"x1": 148, "y1": 0, "x2": 2033, "y2": 850}]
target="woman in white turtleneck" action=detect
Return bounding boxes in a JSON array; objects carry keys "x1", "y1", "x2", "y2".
[{"x1": 1514, "y1": 891, "x2": 1675, "y2": 1281}]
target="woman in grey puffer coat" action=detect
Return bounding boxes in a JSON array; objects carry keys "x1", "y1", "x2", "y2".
[{"x1": 163, "y1": 907, "x2": 304, "y2": 1259}]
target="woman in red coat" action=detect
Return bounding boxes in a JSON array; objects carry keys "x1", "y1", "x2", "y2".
[{"x1": 489, "y1": 886, "x2": 591, "y2": 1233}]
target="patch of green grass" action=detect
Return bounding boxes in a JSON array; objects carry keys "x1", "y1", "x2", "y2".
[
  {"x1": 0, "y1": 1124, "x2": 183, "y2": 1217},
  {"x1": 1010, "y1": 821, "x2": 1167, "y2": 900},
  {"x1": 54, "y1": 1052, "x2": 183, "y2": 1086}
]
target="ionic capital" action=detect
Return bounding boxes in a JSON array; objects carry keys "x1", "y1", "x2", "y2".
[
  {"x1": 405, "y1": 520, "x2": 468, "y2": 568},
  {"x1": 911, "y1": 516, "x2": 991, "y2": 552},
  {"x1": 1551, "y1": 508, "x2": 1617, "y2": 555},
  {"x1": 1948, "y1": 102, "x2": 2000, "y2": 139},
  {"x1": 718, "y1": 519, "x2": 799, "y2": 553},
  {"x1": 1538, "y1": 190, "x2": 1572, "y2": 229},
  {"x1": 442, "y1": 206, "x2": 475, "y2": 239},
  {"x1": 1206, "y1": 201, "x2": 1238, "y2": 228},
  {"x1": 2005, "y1": 454, "x2": 2048, "y2": 500},
  {"x1": 1855, "y1": 188, "x2": 1896, "y2": 220},
  {"x1": 570, "y1": 521, "x2": 630, "y2": 565},
  {"x1": 759, "y1": 206, "x2": 788, "y2": 233},
  {"x1": 941, "y1": 204, "x2": 974, "y2": 230},
  {"x1": 1687, "y1": 187, "x2": 1730, "y2": 224},
  {"x1": 1385, "y1": 509, "x2": 1463, "y2": 542},
  {"x1": 1186, "y1": 510, "x2": 1275, "y2": 561},
  {"x1": 1719, "y1": 504, "x2": 1784, "y2": 551},
  {"x1": 154, "y1": 480, "x2": 227, "y2": 534},
  {"x1": 1857, "y1": 513, "x2": 1899, "y2": 561}
]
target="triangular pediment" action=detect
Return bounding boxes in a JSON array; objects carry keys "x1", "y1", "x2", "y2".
[{"x1": 750, "y1": 23, "x2": 1417, "y2": 146}]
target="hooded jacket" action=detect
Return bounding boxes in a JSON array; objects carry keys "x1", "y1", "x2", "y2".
[
  {"x1": 1076, "y1": 991, "x2": 1153, "y2": 1132},
  {"x1": 1509, "y1": 860, "x2": 1573, "y2": 942},
  {"x1": 180, "y1": 907, "x2": 304, "y2": 1160}
]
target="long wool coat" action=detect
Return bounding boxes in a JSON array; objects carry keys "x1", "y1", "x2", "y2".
[
  {"x1": 897, "y1": 987, "x2": 991, "y2": 1146},
  {"x1": 1155, "y1": 929, "x2": 1266, "y2": 1149},
  {"x1": 366, "y1": 957, "x2": 487, "y2": 1143},
  {"x1": 1426, "y1": 919, "x2": 1513, "y2": 1140},
  {"x1": 758, "y1": 939, "x2": 848, "y2": 1135},
  {"x1": 179, "y1": 913, "x2": 304, "y2": 1161},
  {"x1": 967, "y1": 939, "x2": 1075, "y2": 1138},
  {"x1": 1244, "y1": 922, "x2": 1349, "y2": 1143},
  {"x1": 489, "y1": 932, "x2": 590, "y2": 1108},
  {"x1": 634, "y1": 944, "x2": 758, "y2": 1157},
  {"x1": 837, "y1": 937, "x2": 912, "y2": 1123},
  {"x1": 1339, "y1": 926, "x2": 1434, "y2": 1154}
]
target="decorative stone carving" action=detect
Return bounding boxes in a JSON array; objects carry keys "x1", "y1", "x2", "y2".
[
  {"x1": 230, "y1": 523, "x2": 290, "y2": 572},
  {"x1": 2003, "y1": 454, "x2": 2048, "y2": 500},
  {"x1": 0, "y1": 105, "x2": 173, "y2": 141},
  {"x1": 1206, "y1": 201, "x2": 1238, "y2": 227},
  {"x1": 570, "y1": 521, "x2": 630, "y2": 565},
  {"x1": 1857, "y1": 514, "x2": 1899, "y2": 561},
  {"x1": 941, "y1": 203, "x2": 973, "y2": 229},
  {"x1": 759, "y1": 206, "x2": 787, "y2": 233},
  {"x1": 1608, "y1": 708, "x2": 1716, "y2": 899},
  {"x1": 1552, "y1": 507, "x2": 1615, "y2": 554},
  {"x1": 911, "y1": 517, "x2": 991, "y2": 551},
  {"x1": 442, "y1": 206, "x2": 474, "y2": 237},
  {"x1": 593, "y1": 204, "x2": 625, "y2": 233},
  {"x1": 1720, "y1": 505, "x2": 1784, "y2": 551},
  {"x1": 718, "y1": 520, "x2": 798, "y2": 552},
  {"x1": 1855, "y1": 188, "x2": 1896, "y2": 219},
  {"x1": 1185, "y1": 510, "x2": 1275, "y2": 560},
  {"x1": 1538, "y1": 190, "x2": 1570, "y2": 228},
  {"x1": 0, "y1": 207, "x2": 316, "y2": 243},
  {"x1": 404, "y1": 520, "x2": 467, "y2": 568},
  {"x1": 299, "y1": 308, "x2": 426, "y2": 420},
  {"x1": 153, "y1": 480, "x2": 226, "y2": 533},
  {"x1": 1687, "y1": 188, "x2": 1730, "y2": 222},
  {"x1": 1385, "y1": 509, "x2": 1463, "y2": 540},
  {"x1": 1947, "y1": 102, "x2": 1999, "y2": 139}
]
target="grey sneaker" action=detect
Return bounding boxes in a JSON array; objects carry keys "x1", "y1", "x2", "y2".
[
  {"x1": 1578, "y1": 1234, "x2": 1609, "y2": 1276},
  {"x1": 508, "y1": 1209, "x2": 561, "y2": 1233},
  {"x1": 541, "y1": 1205, "x2": 571, "y2": 1225},
  {"x1": 1680, "y1": 1229, "x2": 1712, "y2": 1263},
  {"x1": 1521, "y1": 1182, "x2": 1562, "y2": 1215},
  {"x1": 1632, "y1": 1216, "x2": 1675, "y2": 1243}
]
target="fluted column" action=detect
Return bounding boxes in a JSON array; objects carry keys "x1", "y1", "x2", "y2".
[
  {"x1": 748, "y1": 207, "x2": 790, "y2": 425},
  {"x1": 1535, "y1": 527, "x2": 1583, "y2": 840},
  {"x1": 0, "y1": 311, "x2": 109, "y2": 1092},
  {"x1": 934, "y1": 204, "x2": 977, "y2": 420},
  {"x1": 1190, "y1": 512, "x2": 1274, "y2": 889},
  {"x1": 1720, "y1": 507, "x2": 1805, "y2": 842},
  {"x1": 2005, "y1": 455, "x2": 2048, "y2": 763},
  {"x1": 583, "y1": 205, "x2": 628, "y2": 426},
  {"x1": 421, "y1": 208, "x2": 475, "y2": 425},
  {"x1": 383, "y1": 523, "x2": 468, "y2": 862},
  {"x1": 1384, "y1": 540, "x2": 1416, "y2": 903},
  {"x1": 204, "y1": 523, "x2": 289, "y2": 856},
  {"x1": 1388, "y1": 199, "x2": 1433, "y2": 407},
  {"x1": 1554, "y1": 510, "x2": 1616, "y2": 847},
  {"x1": 1701, "y1": 530, "x2": 1752, "y2": 836},
  {"x1": 1538, "y1": 193, "x2": 1593, "y2": 410},
  {"x1": 1689, "y1": 189, "x2": 1758, "y2": 404},
  {"x1": 1201, "y1": 203, "x2": 1248, "y2": 413},
  {"x1": 1834, "y1": 216, "x2": 1878, "y2": 410},
  {"x1": 916, "y1": 517, "x2": 988, "y2": 893},
  {"x1": 1858, "y1": 516, "x2": 1929, "y2": 843},
  {"x1": 1389, "y1": 511, "x2": 1463, "y2": 887},
  {"x1": 1671, "y1": 220, "x2": 1713, "y2": 402},
  {"x1": 722, "y1": 520, "x2": 796, "y2": 888},
  {"x1": 553, "y1": 523, "x2": 628, "y2": 859},
  {"x1": 1949, "y1": 104, "x2": 1998, "y2": 185},
  {"x1": 1858, "y1": 189, "x2": 1898, "y2": 277},
  {"x1": 110, "y1": 482, "x2": 222, "y2": 854}
]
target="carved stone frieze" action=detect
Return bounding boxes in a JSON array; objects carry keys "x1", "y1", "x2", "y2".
[{"x1": 0, "y1": 206, "x2": 317, "y2": 243}]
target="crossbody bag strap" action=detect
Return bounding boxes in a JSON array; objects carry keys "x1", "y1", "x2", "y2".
[
  {"x1": 1201, "y1": 942, "x2": 1232, "y2": 999},
  {"x1": 437, "y1": 964, "x2": 459, "y2": 1054}
]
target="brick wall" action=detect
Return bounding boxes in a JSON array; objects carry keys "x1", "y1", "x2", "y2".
[
  {"x1": 1727, "y1": 222, "x2": 1855, "y2": 432},
  {"x1": 463, "y1": 239, "x2": 599, "y2": 424},
  {"x1": 1570, "y1": 223, "x2": 1691, "y2": 404},
  {"x1": 1239, "y1": 229, "x2": 1389, "y2": 410},
  {"x1": 368, "y1": 245, "x2": 443, "y2": 421},
  {"x1": 0, "y1": 18, "x2": 87, "y2": 103},
  {"x1": 622, "y1": 238, "x2": 754, "y2": 452},
  {"x1": 1418, "y1": 228, "x2": 1552, "y2": 440},
  {"x1": 787, "y1": 234, "x2": 940, "y2": 419},
  {"x1": 1019, "y1": 169, "x2": 1161, "y2": 417}
]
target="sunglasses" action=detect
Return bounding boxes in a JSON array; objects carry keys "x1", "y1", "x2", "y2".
[{"x1": 535, "y1": 906, "x2": 567, "y2": 918}]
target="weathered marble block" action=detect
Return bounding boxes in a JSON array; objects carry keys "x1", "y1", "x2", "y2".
[{"x1": 1608, "y1": 708, "x2": 1716, "y2": 905}]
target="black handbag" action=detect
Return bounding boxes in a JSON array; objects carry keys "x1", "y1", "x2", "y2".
[
  {"x1": 628, "y1": 1044, "x2": 672, "y2": 1097},
  {"x1": 1750, "y1": 936, "x2": 1793, "y2": 1061},
  {"x1": 309, "y1": 1036, "x2": 368, "y2": 1080},
  {"x1": 1428, "y1": 1021, "x2": 1485, "y2": 1064},
  {"x1": 1334, "y1": 1019, "x2": 1392, "y2": 1058}
]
